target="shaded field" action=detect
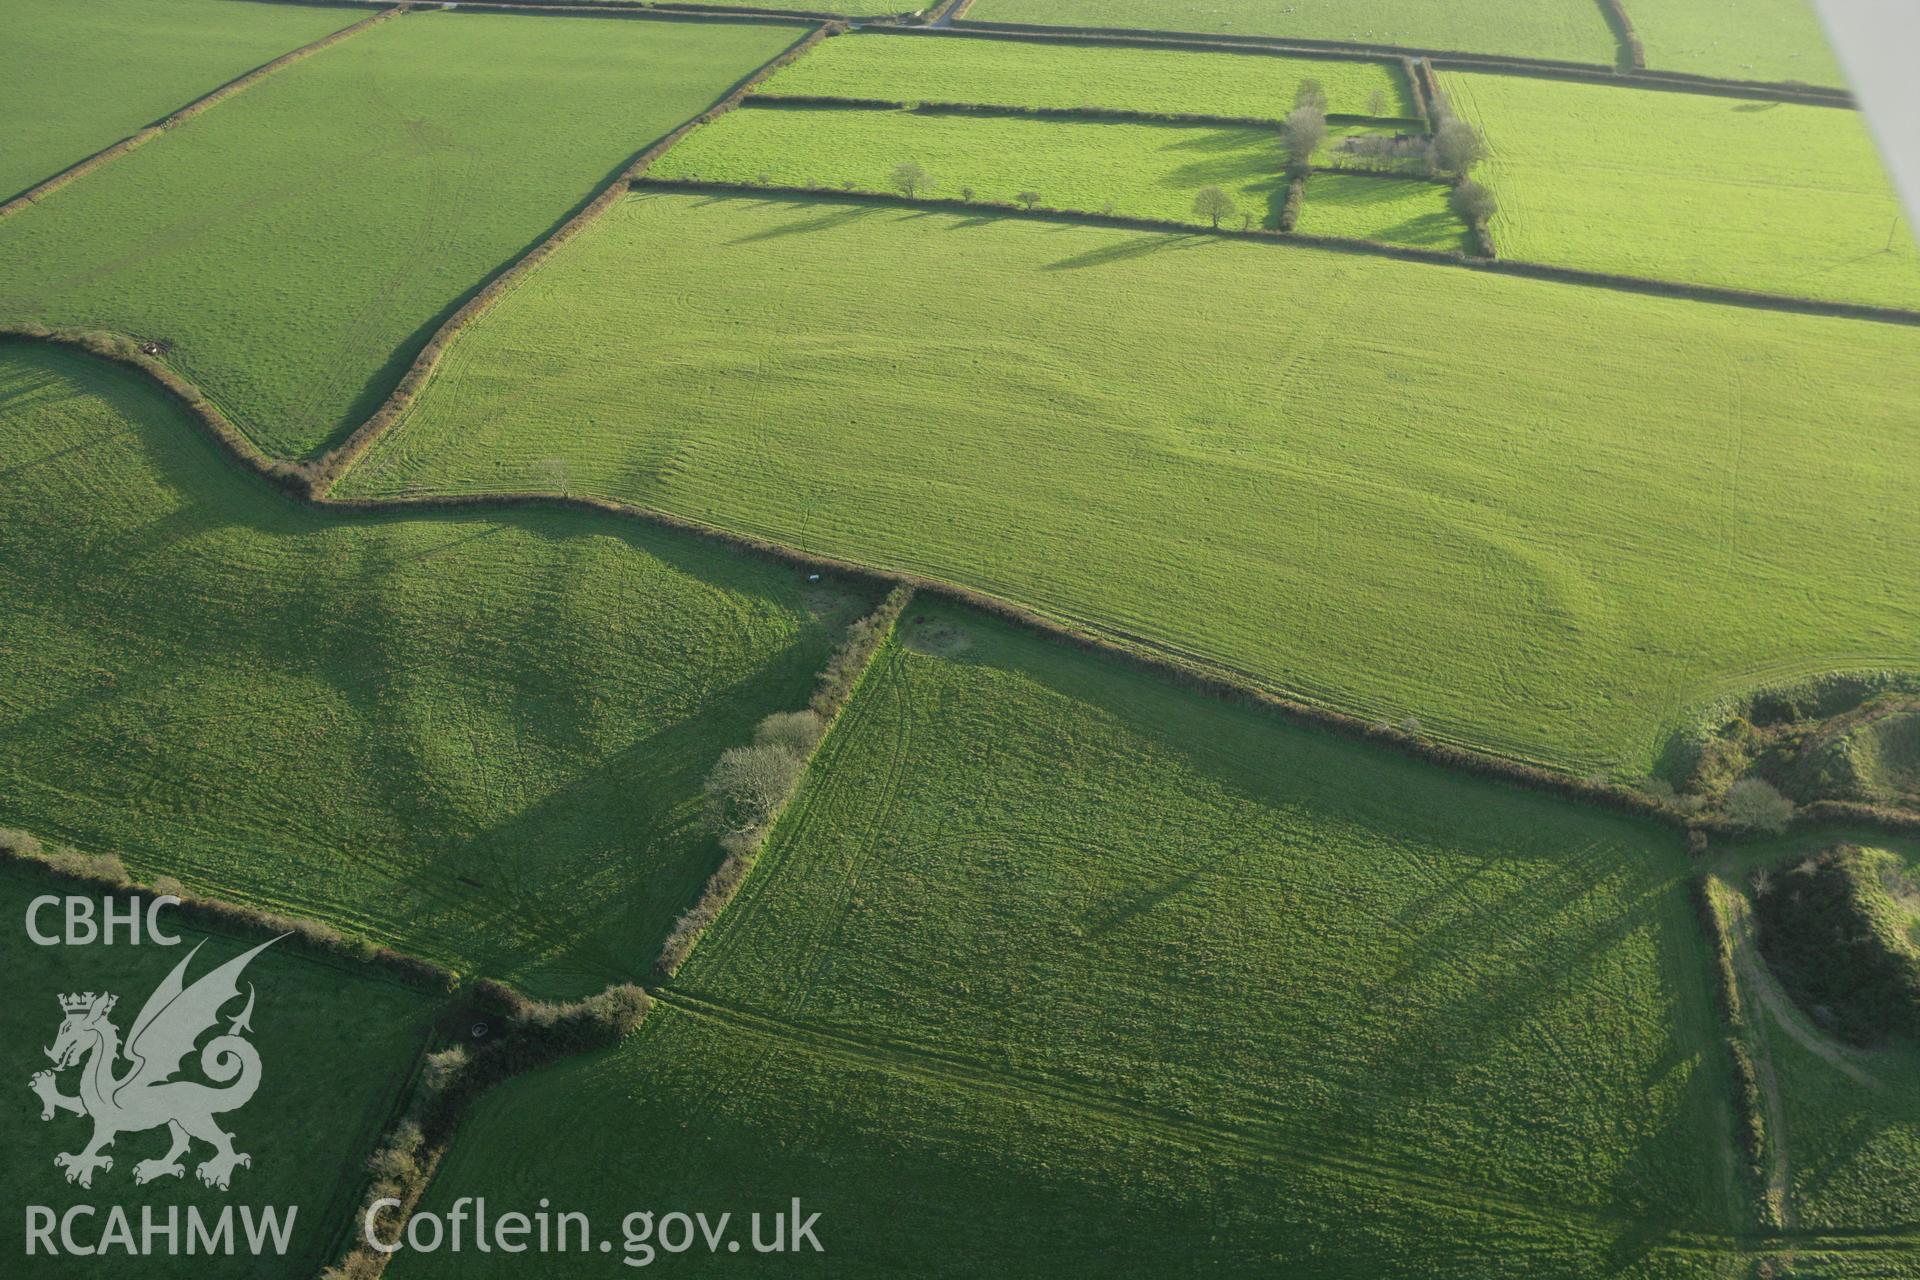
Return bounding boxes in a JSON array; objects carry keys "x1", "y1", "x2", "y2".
[
  {"x1": 340, "y1": 192, "x2": 1920, "y2": 774},
  {"x1": 653, "y1": 106, "x2": 1288, "y2": 226},
  {"x1": 1708, "y1": 850, "x2": 1920, "y2": 1242},
  {"x1": 1294, "y1": 173, "x2": 1470, "y2": 250},
  {"x1": 0, "y1": 340, "x2": 862, "y2": 998},
  {"x1": 1625, "y1": 0, "x2": 1845, "y2": 86},
  {"x1": 1446, "y1": 72, "x2": 1920, "y2": 309},
  {"x1": 397, "y1": 603, "x2": 1737, "y2": 1276},
  {"x1": 0, "y1": 0, "x2": 362, "y2": 203},
  {"x1": 0, "y1": 9, "x2": 801, "y2": 457},
  {"x1": 0, "y1": 865, "x2": 437, "y2": 1278},
  {"x1": 961, "y1": 0, "x2": 1620, "y2": 63},
  {"x1": 755, "y1": 29, "x2": 1415, "y2": 117}
]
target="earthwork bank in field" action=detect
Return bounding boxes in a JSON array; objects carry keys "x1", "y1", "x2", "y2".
[
  {"x1": 338, "y1": 192, "x2": 1920, "y2": 775},
  {"x1": 0, "y1": 341, "x2": 865, "y2": 997},
  {"x1": 0, "y1": 9, "x2": 803, "y2": 457}
]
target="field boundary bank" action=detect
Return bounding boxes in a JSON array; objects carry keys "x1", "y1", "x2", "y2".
[
  {"x1": 0, "y1": 6, "x2": 401, "y2": 219},
  {"x1": 936, "y1": 18, "x2": 1853, "y2": 105},
  {"x1": 1596, "y1": 0, "x2": 1646, "y2": 70},
  {"x1": 654, "y1": 586, "x2": 913, "y2": 976},
  {"x1": 741, "y1": 92, "x2": 1424, "y2": 129},
  {"x1": 11, "y1": 322, "x2": 1920, "y2": 851},
  {"x1": 627, "y1": 180, "x2": 1920, "y2": 326},
  {"x1": 1692, "y1": 876, "x2": 1782, "y2": 1230},
  {"x1": 305, "y1": 19, "x2": 835, "y2": 483}
]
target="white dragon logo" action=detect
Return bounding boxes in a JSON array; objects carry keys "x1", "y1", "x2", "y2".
[{"x1": 28, "y1": 936, "x2": 280, "y2": 1191}]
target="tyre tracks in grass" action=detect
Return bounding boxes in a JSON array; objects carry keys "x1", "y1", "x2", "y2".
[
  {"x1": 652, "y1": 985, "x2": 1720, "y2": 1249},
  {"x1": 652, "y1": 984, "x2": 1920, "y2": 1262}
]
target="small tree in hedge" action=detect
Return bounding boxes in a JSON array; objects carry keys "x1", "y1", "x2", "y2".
[
  {"x1": 1015, "y1": 189, "x2": 1041, "y2": 210},
  {"x1": 1450, "y1": 179, "x2": 1497, "y2": 226},
  {"x1": 1282, "y1": 103, "x2": 1328, "y2": 172},
  {"x1": 1726, "y1": 777, "x2": 1795, "y2": 834},
  {"x1": 1367, "y1": 87, "x2": 1389, "y2": 118},
  {"x1": 1429, "y1": 117, "x2": 1487, "y2": 177},
  {"x1": 890, "y1": 161, "x2": 931, "y2": 198},
  {"x1": 1192, "y1": 185, "x2": 1236, "y2": 229}
]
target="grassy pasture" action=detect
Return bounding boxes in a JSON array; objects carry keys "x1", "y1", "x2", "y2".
[
  {"x1": 962, "y1": 0, "x2": 1621, "y2": 64},
  {"x1": 0, "y1": 865, "x2": 437, "y2": 1278},
  {"x1": 756, "y1": 30, "x2": 1415, "y2": 117},
  {"x1": 653, "y1": 106, "x2": 1288, "y2": 226},
  {"x1": 341, "y1": 192, "x2": 1920, "y2": 774},
  {"x1": 1626, "y1": 0, "x2": 1846, "y2": 86},
  {"x1": 396, "y1": 605, "x2": 1736, "y2": 1277},
  {"x1": 0, "y1": 9, "x2": 802, "y2": 458},
  {"x1": 1294, "y1": 174, "x2": 1470, "y2": 250},
  {"x1": 0, "y1": 340, "x2": 861, "y2": 998},
  {"x1": 1445, "y1": 72, "x2": 1920, "y2": 309},
  {"x1": 0, "y1": 0, "x2": 362, "y2": 203}
]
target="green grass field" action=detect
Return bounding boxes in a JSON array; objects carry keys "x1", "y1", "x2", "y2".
[
  {"x1": 0, "y1": 0, "x2": 362, "y2": 203},
  {"x1": 0, "y1": 340, "x2": 864, "y2": 998},
  {"x1": 0, "y1": 9, "x2": 801, "y2": 457},
  {"x1": 0, "y1": 865, "x2": 437, "y2": 1278},
  {"x1": 1445, "y1": 72, "x2": 1920, "y2": 309},
  {"x1": 1294, "y1": 174, "x2": 1470, "y2": 249},
  {"x1": 962, "y1": 0, "x2": 1621, "y2": 63},
  {"x1": 1626, "y1": 0, "x2": 1846, "y2": 86},
  {"x1": 338, "y1": 192, "x2": 1920, "y2": 775},
  {"x1": 756, "y1": 30, "x2": 1415, "y2": 118},
  {"x1": 393, "y1": 603, "x2": 1737, "y2": 1276},
  {"x1": 653, "y1": 106, "x2": 1287, "y2": 226}
]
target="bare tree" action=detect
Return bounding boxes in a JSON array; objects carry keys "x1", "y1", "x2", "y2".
[
  {"x1": 1192, "y1": 185, "x2": 1236, "y2": 229},
  {"x1": 1366, "y1": 87, "x2": 1389, "y2": 118},
  {"x1": 890, "y1": 161, "x2": 931, "y2": 198},
  {"x1": 1282, "y1": 103, "x2": 1329, "y2": 172}
]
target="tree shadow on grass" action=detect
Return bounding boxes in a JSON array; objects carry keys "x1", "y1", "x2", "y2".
[{"x1": 1042, "y1": 231, "x2": 1210, "y2": 272}]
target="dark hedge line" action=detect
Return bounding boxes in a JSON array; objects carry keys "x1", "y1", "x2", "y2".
[
  {"x1": 947, "y1": 15, "x2": 1615, "y2": 71},
  {"x1": 1753, "y1": 845, "x2": 1920, "y2": 1047},
  {"x1": 875, "y1": 19, "x2": 1406, "y2": 71},
  {"x1": 324, "y1": 982, "x2": 650, "y2": 1278},
  {"x1": 1688, "y1": 877, "x2": 1776, "y2": 1228},
  {"x1": 1431, "y1": 54, "x2": 1853, "y2": 108},
  {"x1": 637, "y1": 176, "x2": 1478, "y2": 264},
  {"x1": 1598, "y1": 0, "x2": 1646, "y2": 69},
  {"x1": 654, "y1": 585, "x2": 913, "y2": 977},
  {"x1": 0, "y1": 326, "x2": 318, "y2": 492},
  {"x1": 405, "y1": 0, "x2": 843, "y2": 22},
  {"x1": 1465, "y1": 258, "x2": 1920, "y2": 327},
  {"x1": 1280, "y1": 173, "x2": 1305, "y2": 231},
  {"x1": 309, "y1": 20, "x2": 838, "y2": 492},
  {"x1": 0, "y1": 836, "x2": 458, "y2": 993},
  {"x1": 1400, "y1": 56, "x2": 1430, "y2": 125},
  {"x1": 745, "y1": 93, "x2": 1286, "y2": 128},
  {"x1": 0, "y1": 7, "x2": 399, "y2": 220}
]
